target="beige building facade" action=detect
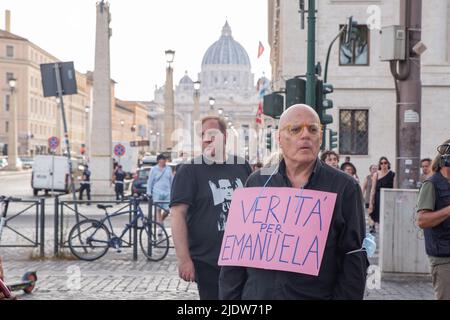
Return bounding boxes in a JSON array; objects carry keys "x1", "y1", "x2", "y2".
[
  {"x1": 0, "y1": 13, "x2": 152, "y2": 159},
  {"x1": 0, "y1": 26, "x2": 91, "y2": 157},
  {"x1": 268, "y1": 0, "x2": 450, "y2": 177}
]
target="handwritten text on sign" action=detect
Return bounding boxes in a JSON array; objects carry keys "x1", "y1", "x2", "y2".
[{"x1": 218, "y1": 187, "x2": 337, "y2": 276}]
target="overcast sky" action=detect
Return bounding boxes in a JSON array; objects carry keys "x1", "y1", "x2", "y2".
[{"x1": 1, "y1": 0, "x2": 271, "y2": 101}]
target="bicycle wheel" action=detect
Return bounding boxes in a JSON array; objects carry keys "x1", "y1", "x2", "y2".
[
  {"x1": 139, "y1": 221, "x2": 169, "y2": 261},
  {"x1": 68, "y1": 219, "x2": 111, "y2": 261}
]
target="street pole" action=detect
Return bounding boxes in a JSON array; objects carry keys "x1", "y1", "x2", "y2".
[
  {"x1": 6, "y1": 78, "x2": 20, "y2": 171},
  {"x1": 54, "y1": 63, "x2": 80, "y2": 224},
  {"x1": 393, "y1": 0, "x2": 422, "y2": 189},
  {"x1": 305, "y1": 0, "x2": 316, "y2": 108}
]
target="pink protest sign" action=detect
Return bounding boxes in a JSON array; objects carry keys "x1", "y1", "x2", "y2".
[{"x1": 218, "y1": 187, "x2": 337, "y2": 276}]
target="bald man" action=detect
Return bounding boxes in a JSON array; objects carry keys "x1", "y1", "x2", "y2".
[{"x1": 219, "y1": 104, "x2": 369, "y2": 300}]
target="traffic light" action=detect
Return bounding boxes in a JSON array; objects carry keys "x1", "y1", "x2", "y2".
[
  {"x1": 329, "y1": 129, "x2": 338, "y2": 150},
  {"x1": 286, "y1": 77, "x2": 306, "y2": 108},
  {"x1": 315, "y1": 79, "x2": 334, "y2": 126},
  {"x1": 266, "y1": 125, "x2": 272, "y2": 151},
  {"x1": 263, "y1": 93, "x2": 284, "y2": 118}
]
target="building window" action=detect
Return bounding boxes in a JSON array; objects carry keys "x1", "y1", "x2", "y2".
[
  {"x1": 339, "y1": 109, "x2": 369, "y2": 155},
  {"x1": 6, "y1": 45, "x2": 14, "y2": 58},
  {"x1": 5, "y1": 121, "x2": 9, "y2": 133},
  {"x1": 339, "y1": 25, "x2": 369, "y2": 66},
  {"x1": 5, "y1": 95, "x2": 10, "y2": 111},
  {"x1": 6, "y1": 72, "x2": 14, "y2": 83}
]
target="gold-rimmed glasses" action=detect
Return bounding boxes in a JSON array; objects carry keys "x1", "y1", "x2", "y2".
[{"x1": 280, "y1": 123, "x2": 323, "y2": 136}]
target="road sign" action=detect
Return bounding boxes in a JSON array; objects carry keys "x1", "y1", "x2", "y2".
[
  {"x1": 48, "y1": 136, "x2": 60, "y2": 150},
  {"x1": 114, "y1": 144, "x2": 126, "y2": 157},
  {"x1": 130, "y1": 140, "x2": 150, "y2": 147}
]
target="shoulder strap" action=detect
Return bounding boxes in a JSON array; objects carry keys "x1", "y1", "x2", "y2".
[{"x1": 151, "y1": 167, "x2": 167, "y2": 192}]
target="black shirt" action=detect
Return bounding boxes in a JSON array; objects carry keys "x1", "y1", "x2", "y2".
[
  {"x1": 170, "y1": 155, "x2": 252, "y2": 267},
  {"x1": 82, "y1": 169, "x2": 91, "y2": 183},
  {"x1": 114, "y1": 170, "x2": 126, "y2": 182},
  {"x1": 219, "y1": 159, "x2": 369, "y2": 300}
]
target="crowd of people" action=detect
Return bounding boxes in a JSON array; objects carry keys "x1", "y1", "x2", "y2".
[
  {"x1": 73, "y1": 107, "x2": 448, "y2": 301},
  {"x1": 167, "y1": 108, "x2": 448, "y2": 301}
]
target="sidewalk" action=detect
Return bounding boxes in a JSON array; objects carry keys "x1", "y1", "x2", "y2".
[{"x1": 0, "y1": 215, "x2": 436, "y2": 300}]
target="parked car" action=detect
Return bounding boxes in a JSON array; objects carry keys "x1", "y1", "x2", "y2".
[
  {"x1": 131, "y1": 166, "x2": 152, "y2": 196},
  {"x1": 20, "y1": 157, "x2": 34, "y2": 169},
  {"x1": 140, "y1": 155, "x2": 157, "y2": 167},
  {"x1": 0, "y1": 157, "x2": 22, "y2": 169},
  {"x1": 0, "y1": 158, "x2": 7, "y2": 169}
]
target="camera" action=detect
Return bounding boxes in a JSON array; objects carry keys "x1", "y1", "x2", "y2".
[{"x1": 442, "y1": 154, "x2": 450, "y2": 168}]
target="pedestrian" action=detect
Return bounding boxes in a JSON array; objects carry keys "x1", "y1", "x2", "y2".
[
  {"x1": 416, "y1": 140, "x2": 450, "y2": 300},
  {"x1": 419, "y1": 158, "x2": 433, "y2": 184},
  {"x1": 146, "y1": 154, "x2": 173, "y2": 225},
  {"x1": 78, "y1": 164, "x2": 91, "y2": 204},
  {"x1": 113, "y1": 165, "x2": 126, "y2": 201},
  {"x1": 170, "y1": 116, "x2": 252, "y2": 300},
  {"x1": 320, "y1": 150, "x2": 339, "y2": 169},
  {"x1": 362, "y1": 165, "x2": 378, "y2": 209},
  {"x1": 219, "y1": 104, "x2": 368, "y2": 300},
  {"x1": 368, "y1": 156, "x2": 395, "y2": 234},
  {"x1": 340, "y1": 161, "x2": 360, "y2": 183}
]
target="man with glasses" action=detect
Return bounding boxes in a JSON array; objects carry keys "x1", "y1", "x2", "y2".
[
  {"x1": 170, "y1": 116, "x2": 252, "y2": 300},
  {"x1": 219, "y1": 104, "x2": 368, "y2": 300},
  {"x1": 417, "y1": 140, "x2": 450, "y2": 300}
]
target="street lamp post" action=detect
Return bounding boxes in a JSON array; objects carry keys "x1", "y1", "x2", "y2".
[
  {"x1": 6, "y1": 77, "x2": 20, "y2": 171},
  {"x1": 163, "y1": 49, "x2": 175, "y2": 152},
  {"x1": 120, "y1": 119, "x2": 124, "y2": 142},
  {"x1": 193, "y1": 81, "x2": 201, "y2": 122},
  {"x1": 156, "y1": 132, "x2": 161, "y2": 151},
  {"x1": 192, "y1": 81, "x2": 201, "y2": 156},
  {"x1": 208, "y1": 97, "x2": 216, "y2": 116}
]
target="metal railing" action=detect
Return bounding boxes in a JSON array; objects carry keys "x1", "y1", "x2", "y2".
[
  {"x1": 0, "y1": 198, "x2": 45, "y2": 257},
  {"x1": 54, "y1": 196, "x2": 172, "y2": 260},
  {"x1": 54, "y1": 197, "x2": 136, "y2": 258}
]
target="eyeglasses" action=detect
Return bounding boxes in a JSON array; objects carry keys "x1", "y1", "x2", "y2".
[
  {"x1": 280, "y1": 123, "x2": 323, "y2": 136},
  {"x1": 380, "y1": 161, "x2": 388, "y2": 165}
]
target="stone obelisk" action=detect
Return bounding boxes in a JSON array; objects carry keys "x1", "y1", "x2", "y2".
[{"x1": 90, "y1": 1, "x2": 113, "y2": 195}]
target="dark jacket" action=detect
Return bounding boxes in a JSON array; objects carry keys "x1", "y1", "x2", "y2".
[
  {"x1": 423, "y1": 171, "x2": 450, "y2": 257},
  {"x1": 219, "y1": 159, "x2": 369, "y2": 300}
]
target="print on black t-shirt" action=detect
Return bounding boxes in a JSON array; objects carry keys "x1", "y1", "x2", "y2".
[{"x1": 208, "y1": 178, "x2": 244, "y2": 231}]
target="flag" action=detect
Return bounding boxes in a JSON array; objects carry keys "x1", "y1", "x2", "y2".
[
  {"x1": 257, "y1": 41, "x2": 265, "y2": 58},
  {"x1": 256, "y1": 101, "x2": 263, "y2": 124}
]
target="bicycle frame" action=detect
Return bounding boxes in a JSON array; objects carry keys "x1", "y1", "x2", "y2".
[{"x1": 87, "y1": 201, "x2": 146, "y2": 246}]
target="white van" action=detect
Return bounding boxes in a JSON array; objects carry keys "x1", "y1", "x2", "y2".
[{"x1": 31, "y1": 155, "x2": 81, "y2": 196}]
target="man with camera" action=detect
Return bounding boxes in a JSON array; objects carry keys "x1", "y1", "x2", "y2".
[{"x1": 417, "y1": 140, "x2": 450, "y2": 300}]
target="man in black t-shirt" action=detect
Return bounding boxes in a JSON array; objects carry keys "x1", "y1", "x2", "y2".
[{"x1": 170, "y1": 116, "x2": 252, "y2": 300}]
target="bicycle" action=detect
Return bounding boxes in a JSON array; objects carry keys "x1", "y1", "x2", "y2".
[
  {"x1": 0, "y1": 196, "x2": 38, "y2": 299},
  {"x1": 67, "y1": 195, "x2": 170, "y2": 262}
]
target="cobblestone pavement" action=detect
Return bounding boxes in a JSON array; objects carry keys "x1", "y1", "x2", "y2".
[
  {"x1": 2, "y1": 247, "x2": 199, "y2": 300},
  {"x1": 2, "y1": 245, "x2": 435, "y2": 300}
]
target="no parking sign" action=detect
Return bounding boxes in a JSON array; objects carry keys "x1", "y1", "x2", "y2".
[
  {"x1": 114, "y1": 144, "x2": 126, "y2": 157},
  {"x1": 48, "y1": 136, "x2": 60, "y2": 150}
]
